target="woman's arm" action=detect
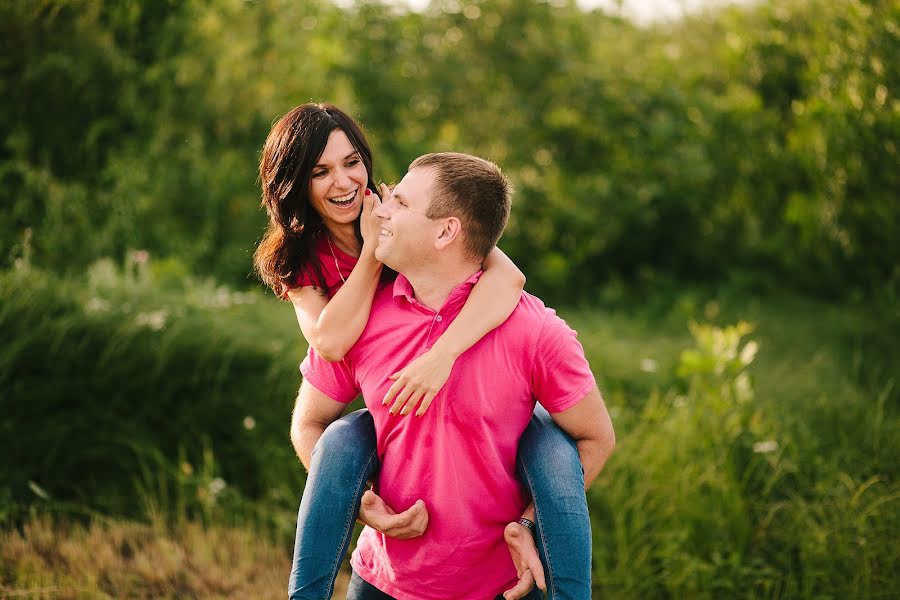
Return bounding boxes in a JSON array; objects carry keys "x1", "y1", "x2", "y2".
[
  {"x1": 287, "y1": 190, "x2": 384, "y2": 362},
  {"x1": 287, "y1": 254, "x2": 381, "y2": 361},
  {"x1": 383, "y1": 246, "x2": 526, "y2": 415}
]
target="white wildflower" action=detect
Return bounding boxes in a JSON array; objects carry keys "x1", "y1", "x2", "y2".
[
  {"x1": 753, "y1": 440, "x2": 779, "y2": 454},
  {"x1": 135, "y1": 310, "x2": 168, "y2": 331},
  {"x1": 85, "y1": 298, "x2": 110, "y2": 313},
  {"x1": 640, "y1": 358, "x2": 658, "y2": 373},
  {"x1": 740, "y1": 341, "x2": 759, "y2": 366},
  {"x1": 209, "y1": 478, "x2": 227, "y2": 496}
]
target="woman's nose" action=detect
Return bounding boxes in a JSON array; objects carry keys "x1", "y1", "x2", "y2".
[{"x1": 334, "y1": 169, "x2": 353, "y2": 189}]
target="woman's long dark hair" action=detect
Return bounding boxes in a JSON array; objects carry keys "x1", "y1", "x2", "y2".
[{"x1": 254, "y1": 103, "x2": 376, "y2": 296}]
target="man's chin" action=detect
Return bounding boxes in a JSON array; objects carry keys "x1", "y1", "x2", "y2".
[{"x1": 375, "y1": 248, "x2": 399, "y2": 271}]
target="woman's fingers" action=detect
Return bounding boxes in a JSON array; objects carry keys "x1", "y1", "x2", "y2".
[
  {"x1": 399, "y1": 391, "x2": 425, "y2": 416},
  {"x1": 379, "y1": 182, "x2": 392, "y2": 202},
  {"x1": 414, "y1": 391, "x2": 439, "y2": 417},
  {"x1": 389, "y1": 385, "x2": 416, "y2": 415},
  {"x1": 382, "y1": 376, "x2": 403, "y2": 406}
]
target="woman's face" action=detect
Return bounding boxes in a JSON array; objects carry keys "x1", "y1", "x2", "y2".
[{"x1": 308, "y1": 129, "x2": 368, "y2": 232}]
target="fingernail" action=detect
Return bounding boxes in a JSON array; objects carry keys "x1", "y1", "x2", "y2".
[{"x1": 365, "y1": 188, "x2": 371, "y2": 196}]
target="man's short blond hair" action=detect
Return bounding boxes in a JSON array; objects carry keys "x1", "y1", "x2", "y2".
[{"x1": 409, "y1": 152, "x2": 512, "y2": 260}]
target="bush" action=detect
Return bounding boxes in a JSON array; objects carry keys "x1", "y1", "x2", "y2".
[
  {"x1": 589, "y1": 321, "x2": 899, "y2": 598},
  {"x1": 0, "y1": 257, "x2": 305, "y2": 531}
]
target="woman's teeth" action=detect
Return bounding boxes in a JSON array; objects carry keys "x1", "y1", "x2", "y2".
[{"x1": 329, "y1": 190, "x2": 357, "y2": 206}]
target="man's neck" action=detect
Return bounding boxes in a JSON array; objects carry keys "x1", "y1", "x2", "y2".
[{"x1": 404, "y1": 259, "x2": 482, "y2": 312}]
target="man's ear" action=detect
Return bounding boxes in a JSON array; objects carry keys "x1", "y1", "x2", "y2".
[{"x1": 434, "y1": 217, "x2": 462, "y2": 251}]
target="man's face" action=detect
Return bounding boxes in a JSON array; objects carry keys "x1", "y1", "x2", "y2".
[{"x1": 373, "y1": 167, "x2": 443, "y2": 271}]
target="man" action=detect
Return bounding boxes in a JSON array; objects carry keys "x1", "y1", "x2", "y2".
[{"x1": 291, "y1": 153, "x2": 615, "y2": 599}]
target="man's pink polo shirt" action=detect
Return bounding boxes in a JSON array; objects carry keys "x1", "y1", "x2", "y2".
[{"x1": 300, "y1": 272, "x2": 596, "y2": 600}]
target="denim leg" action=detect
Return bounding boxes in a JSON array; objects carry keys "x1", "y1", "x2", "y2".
[
  {"x1": 517, "y1": 405, "x2": 592, "y2": 600},
  {"x1": 288, "y1": 409, "x2": 378, "y2": 600},
  {"x1": 346, "y1": 570, "x2": 397, "y2": 600}
]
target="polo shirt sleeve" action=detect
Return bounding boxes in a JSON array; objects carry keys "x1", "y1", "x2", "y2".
[
  {"x1": 531, "y1": 310, "x2": 597, "y2": 413},
  {"x1": 299, "y1": 348, "x2": 360, "y2": 404}
]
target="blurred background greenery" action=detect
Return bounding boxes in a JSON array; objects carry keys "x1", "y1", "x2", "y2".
[{"x1": 1, "y1": 0, "x2": 898, "y2": 598}]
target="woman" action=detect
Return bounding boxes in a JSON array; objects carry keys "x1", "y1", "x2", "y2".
[{"x1": 255, "y1": 104, "x2": 591, "y2": 600}]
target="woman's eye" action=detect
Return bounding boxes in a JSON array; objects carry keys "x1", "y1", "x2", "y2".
[
  {"x1": 311, "y1": 170, "x2": 327, "y2": 178},
  {"x1": 346, "y1": 159, "x2": 360, "y2": 168}
]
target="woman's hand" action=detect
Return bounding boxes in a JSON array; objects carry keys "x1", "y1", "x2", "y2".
[
  {"x1": 360, "y1": 184, "x2": 388, "y2": 256},
  {"x1": 382, "y1": 347, "x2": 456, "y2": 417}
]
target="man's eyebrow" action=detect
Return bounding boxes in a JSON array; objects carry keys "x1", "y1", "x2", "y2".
[{"x1": 314, "y1": 151, "x2": 360, "y2": 169}]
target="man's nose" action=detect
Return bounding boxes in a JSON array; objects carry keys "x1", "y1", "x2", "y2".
[{"x1": 373, "y1": 201, "x2": 387, "y2": 219}]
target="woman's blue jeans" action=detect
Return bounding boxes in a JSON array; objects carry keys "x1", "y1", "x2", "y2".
[{"x1": 288, "y1": 406, "x2": 591, "y2": 600}]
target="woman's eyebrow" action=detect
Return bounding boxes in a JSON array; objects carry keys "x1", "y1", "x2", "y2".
[{"x1": 314, "y1": 151, "x2": 360, "y2": 169}]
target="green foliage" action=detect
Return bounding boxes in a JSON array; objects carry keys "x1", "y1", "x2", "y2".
[
  {"x1": 1, "y1": 0, "x2": 898, "y2": 299},
  {"x1": 0, "y1": 257, "x2": 306, "y2": 531},
  {"x1": 589, "y1": 319, "x2": 899, "y2": 599},
  {"x1": 1, "y1": 0, "x2": 898, "y2": 594},
  {"x1": 1, "y1": 265, "x2": 897, "y2": 593}
]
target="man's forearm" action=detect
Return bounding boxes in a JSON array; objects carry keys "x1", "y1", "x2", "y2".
[
  {"x1": 518, "y1": 430, "x2": 613, "y2": 522},
  {"x1": 547, "y1": 386, "x2": 616, "y2": 490},
  {"x1": 290, "y1": 381, "x2": 347, "y2": 471},
  {"x1": 291, "y1": 421, "x2": 327, "y2": 471},
  {"x1": 576, "y1": 433, "x2": 615, "y2": 489}
]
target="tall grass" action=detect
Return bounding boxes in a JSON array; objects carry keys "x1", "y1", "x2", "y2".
[
  {"x1": 570, "y1": 303, "x2": 900, "y2": 599},
  {"x1": 1, "y1": 260, "x2": 897, "y2": 597},
  {"x1": 0, "y1": 256, "x2": 306, "y2": 537},
  {"x1": 0, "y1": 515, "x2": 314, "y2": 599}
]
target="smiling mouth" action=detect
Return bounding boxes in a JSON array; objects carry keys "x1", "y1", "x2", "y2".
[{"x1": 328, "y1": 189, "x2": 358, "y2": 207}]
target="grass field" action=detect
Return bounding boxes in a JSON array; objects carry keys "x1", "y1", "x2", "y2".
[{"x1": 1, "y1": 263, "x2": 897, "y2": 598}]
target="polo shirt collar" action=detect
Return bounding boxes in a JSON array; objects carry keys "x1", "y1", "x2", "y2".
[{"x1": 393, "y1": 270, "x2": 483, "y2": 315}]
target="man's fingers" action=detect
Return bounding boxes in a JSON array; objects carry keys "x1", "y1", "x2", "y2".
[
  {"x1": 503, "y1": 569, "x2": 535, "y2": 600},
  {"x1": 383, "y1": 500, "x2": 428, "y2": 538},
  {"x1": 528, "y1": 553, "x2": 546, "y2": 591},
  {"x1": 361, "y1": 490, "x2": 395, "y2": 517},
  {"x1": 414, "y1": 391, "x2": 438, "y2": 416}
]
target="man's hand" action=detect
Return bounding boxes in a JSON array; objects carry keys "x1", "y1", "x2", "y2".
[
  {"x1": 358, "y1": 489, "x2": 429, "y2": 539},
  {"x1": 502, "y1": 521, "x2": 546, "y2": 600}
]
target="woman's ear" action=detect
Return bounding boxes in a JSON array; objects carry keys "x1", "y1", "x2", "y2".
[{"x1": 434, "y1": 217, "x2": 462, "y2": 251}]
